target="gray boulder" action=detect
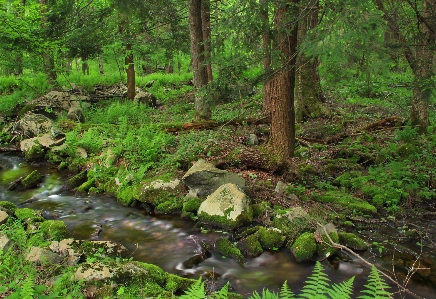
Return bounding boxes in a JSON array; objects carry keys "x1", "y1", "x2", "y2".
[
  {"x1": 197, "y1": 183, "x2": 252, "y2": 229},
  {"x1": 0, "y1": 210, "x2": 9, "y2": 225},
  {"x1": 14, "y1": 112, "x2": 53, "y2": 138},
  {"x1": 134, "y1": 91, "x2": 157, "y2": 107},
  {"x1": 0, "y1": 231, "x2": 12, "y2": 252},
  {"x1": 182, "y1": 159, "x2": 246, "y2": 197},
  {"x1": 20, "y1": 134, "x2": 65, "y2": 152},
  {"x1": 25, "y1": 246, "x2": 64, "y2": 265}
]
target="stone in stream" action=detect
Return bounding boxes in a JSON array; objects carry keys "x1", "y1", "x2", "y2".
[
  {"x1": 182, "y1": 159, "x2": 246, "y2": 197},
  {"x1": 197, "y1": 183, "x2": 253, "y2": 230},
  {"x1": 21, "y1": 170, "x2": 43, "y2": 189}
]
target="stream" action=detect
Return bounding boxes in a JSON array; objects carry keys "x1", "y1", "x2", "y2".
[{"x1": 0, "y1": 153, "x2": 434, "y2": 298}]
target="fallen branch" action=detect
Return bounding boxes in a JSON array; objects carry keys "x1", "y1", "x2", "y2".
[{"x1": 317, "y1": 223, "x2": 426, "y2": 299}]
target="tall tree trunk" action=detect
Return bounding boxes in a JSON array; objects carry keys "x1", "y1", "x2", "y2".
[
  {"x1": 39, "y1": 0, "x2": 56, "y2": 84},
  {"x1": 98, "y1": 54, "x2": 105, "y2": 75},
  {"x1": 201, "y1": 0, "x2": 213, "y2": 82},
  {"x1": 189, "y1": 0, "x2": 211, "y2": 120},
  {"x1": 267, "y1": 1, "x2": 299, "y2": 161},
  {"x1": 260, "y1": 0, "x2": 272, "y2": 115},
  {"x1": 295, "y1": 0, "x2": 327, "y2": 122},
  {"x1": 374, "y1": 0, "x2": 434, "y2": 133},
  {"x1": 125, "y1": 43, "x2": 135, "y2": 100}
]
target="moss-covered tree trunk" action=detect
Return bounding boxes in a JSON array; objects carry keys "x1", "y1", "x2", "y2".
[
  {"x1": 295, "y1": 0, "x2": 327, "y2": 122},
  {"x1": 201, "y1": 0, "x2": 213, "y2": 83},
  {"x1": 189, "y1": 0, "x2": 211, "y2": 120},
  {"x1": 125, "y1": 43, "x2": 136, "y2": 100},
  {"x1": 266, "y1": 2, "x2": 299, "y2": 161},
  {"x1": 39, "y1": 0, "x2": 57, "y2": 84},
  {"x1": 260, "y1": 0, "x2": 272, "y2": 116}
]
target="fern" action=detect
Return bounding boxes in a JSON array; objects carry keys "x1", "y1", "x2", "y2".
[
  {"x1": 358, "y1": 266, "x2": 392, "y2": 299},
  {"x1": 327, "y1": 277, "x2": 354, "y2": 299},
  {"x1": 249, "y1": 289, "x2": 279, "y2": 299},
  {"x1": 179, "y1": 277, "x2": 206, "y2": 299},
  {"x1": 212, "y1": 282, "x2": 229, "y2": 299},
  {"x1": 20, "y1": 273, "x2": 35, "y2": 299},
  {"x1": 298, "y1": 262, "x2": 330, "y2": 299},
  {"x1": 280, "y1": 281, "x2": 295, "y2": 299}
]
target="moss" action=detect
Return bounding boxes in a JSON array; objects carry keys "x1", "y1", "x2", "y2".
[
  {"x1": 338, "y1": 232, "x2": 368, "y2": 250},
  {"x1": 237, "y1": 226, "x2": 261, "y2": 239},
  {"x1": 155, "y1": 197, "x2": 184, "y2": 214},
  {"x1": 396, "y1": 143, "x2": 418, "y2": 158},
  {"x1": 272, "y1": 216, "x2": 313, "y2": 243},
  {"x1": 165, "y1": 274, "x2": 195, "y2": 293},
  {"x1": 316, "y1": 232, "x2": 339, "y2": 260},
  {"x1": 21, "y1": 170, "x2": 43, "y2": 189},
  {"x1": 132, "y1": 261, "x2": 167, "y2": 286},
  {"x1": 215, "y1": 238, "x2": 246, "y2": 263},
  {"x1": 88, "y1": 187, "x2": 102, "y2": 194},
  {"x1": 15, "y1": 208, "x2": 45, "y2": 223},
  {"x1": 252, "y1": 202, "x2": 271, "y2": 218},
  {"x1": 182, "y1": 197, "x2": 202, "y2": 213},
  {"x1": 258, "y1": 227, "x2": 286, "y2": 250},
  {"x1": 24, "y1": 144, "x2": 45, "y2": 162},
  {"x1": 40, "y1": 220, "x2": 70, "y2": 241},
  {"x1": 290, "y1": 232, "x2": 317, "y2": 262},
  {"x1": 342, "y1": 220, "x2": 355, "y2": 227},
  {"x1": 237, "y1": 233, "x2": 263, "y2": 258},
  {"x1": 64, "y1": 171, "x2": 87, "y2": 190},
  {"x1": 77, "y1": 178, "x2": 95, "y2": 193},
  {"x1": 0, "y1": 201, "x2": 17, "y2": 214},
  {"x1": 333, "y1": 171, "x2": 364, "y2": 188},
  {"x1": 58, "y1": 161, "x2": 68, "y2": 170},
  {"x1": 198, "y1": 206, "x2": 252, "y2": 230},
  {"x1": 312, "y1": 191, "x2": 377, "y2": 214},
  {"x1": 117, "y1": 184, "x2": 142, "y2": 206}
]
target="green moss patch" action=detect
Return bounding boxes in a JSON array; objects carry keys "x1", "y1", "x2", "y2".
[
  {"x1": 290, "y1": 232, "x2": 317, "y2": 262},
  {"x1": 40, "y1": 220, "x2": 70, "y2": 241},
  {"x1": 15, "y1": 208, "x2": 45, "y2": 223},
  {"x1": 316, "y1": 232, "x2": 339, "y2": 260},
  {"x1": 22, "y1": 170, "x2": 43, "y2": 189},
  {"x1": 258, "y1": 227, "x2": 286, "y2": 250},
  {"x1": 24, "y1": 144, "x2": 45, "y2": 162},
  {"x1": 215, "y1": 238, "x2": 246, "y2": 263},
  {"x1": 237, "y1": 233, "x2": 263, "y2": 258},
  {"x1": 338, "y1": 232, "x2": 368, "y2": 250},
  {"x1": 312, "y1": 191, "x2": 377, "y2": 214},
  {"x1": 0, "y1": 201, "x2": 17, "y2": 214}
]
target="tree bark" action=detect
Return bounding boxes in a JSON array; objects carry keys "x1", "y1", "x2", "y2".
[
  {"x1": 260, "y1": 0, "x2": 272, "y2": 116},
  {"x1": 266, "y1": 1, "x2": 299, "y2": 161},
  {"x1": 295, "y1": 0, "x2": 327, "y2": 122},
  {"x1": 125, "y1": 43, "x2": 135, "y2": 100},
  {"x1": 39, "y1": 0, "x2": 56, "y2": 84},
  {"x1": 201, "y1": 0, "x2": 213, "y2": 82},
  {"x1": 189, "y1": 0, "x2": 211, "y2": 120},
  {"x1": 98, "y1": 54, "x2": 105, "y2": 75},
  {"x1": 374, "y1": 0, "x2": 434, "y2": 133}
]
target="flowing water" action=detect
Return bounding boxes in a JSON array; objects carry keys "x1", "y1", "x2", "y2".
[{"x1": 0, "y1": 154, "x2": 434, "y2": 298}]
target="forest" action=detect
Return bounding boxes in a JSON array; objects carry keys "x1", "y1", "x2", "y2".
[{"x1": 0, "y1": 0, "x2": 435, "y2": 298}]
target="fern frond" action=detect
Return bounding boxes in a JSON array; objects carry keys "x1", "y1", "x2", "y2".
[
  {"x1": 328, "y1": 276, "x2": 354, "y2": 299},
  {"x1": 358, "y1": 266, "x2": 392, "y2": 299},
  {"x1": 179, "y1": 277, "x2": 205, "y2": 299},
  {"x1": 20, "y1": 273, "x2": 35, "y2": 299},
  {"x1": 298, "y1": 262, "x2": 330, "y2": 299},
  {"x1": 279, "y1": 281, "x2": 295, "y2": 299},
  {"x1": 212, "y1": 282, "x2": 229, "y2": 299},
  {"x1": 249, "y1": 289, "x2": 280, "y2": 299}
]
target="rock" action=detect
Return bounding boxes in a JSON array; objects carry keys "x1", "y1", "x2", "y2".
[
  {"x1": 14, "y1": 112, "x2": 54, "y2": 138},
  {"x1": 144, "y1": 80, "x2": 155, "y2": 88},
  {"x1": 134, "y1": 91, "x2": 157, "y2": 107},
  {"x1": 15, "y1": 208, "x2": 45, "y2": 223},
  {"x1": 23, "y1": 143, "x2": 45, "y2": 162},
  {"x1": 280, "y1": 206, "x2": 308, "y2": 220},
  {"x1": 182, "y1": 159, "x2": 246, "y2": 197},
  {"x1": 215, "y1": 238, "x2": 246, "y2": 263},
  {"x1": 142, "y1": 179, "x2": 181, "y2": 193},
  {"x1": 25, "y1": 246, "x2": 64, "y2": 264},
  {"x1": 67, "y1": 105, "x2": 85, "y2": 123},
  {"x1": 290, "y1": 232, "x2": 317, "y2": 262},
  {"x1": 274, "y1": 181, "x2": 287, "y2": 194},
  {"x1": 257, "y1": 227, "x2": 286, "y2": 250},
  {"x1": 76, "y1": 147, "x2": 88, "y2": 159},
  {"x1": 197, "y1": 183, "x2": 252, "y2": 229},
  {"x1": 314, "y1": 223, "x2": 339, "y2": 260},
  {"x1": 40, "y1": 220, "x2": 70, "y2": 241},
  {"x1": 237, "y1": 233, "x2": 263, "y2": 258},
  {"x1": 0, "y1": 201, "x2": 17, "y2": 215},
  {"x1": 50, "y1": 127, "x2": 65, "y2": 139},
  {"x1": 338, "y1": 232, "x2": 368, "y2": 251},
  {"x1": 0, "y1": 231, "x2": 11, "y2": 252},
  {"x1": 247, "y1": 134, "x2": 259, "y2": 146},
  {"x1": 63, "y1": 171, "x2": 87, "y2": 191},
  {"x1": 21, "y1": 170, "x2": 43, "y2": 189},
  {"x1": 0, "y1": 210, "x2": 9, "y2": 225},
  {"x1": 21, "y1": 134, "x2": 65, "y2": 152}
]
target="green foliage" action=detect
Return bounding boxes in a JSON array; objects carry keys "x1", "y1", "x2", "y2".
[
  {"x1": 178, "y1": 278, "x2": 206, "y2": 299},
  {"x1": 358, "y1": 266, "x2": 391, "y2": 299}
]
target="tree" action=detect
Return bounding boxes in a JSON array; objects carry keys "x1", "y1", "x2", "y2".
[
  {"x1": 373, "y1": 0, "x2": 435, "y2": 133},
  {"x1": 38, "y1": 0, "x2": 57, "y2": 83},
  {"x1": 295, "y1": 0, "x2": 328, "y2": 122},
  {"x1": 265, "y1": 0, "x2": 299, "y2": 161},
  {"x1": 189, "y1": 0, "x2": 211, "y2": 120},
  {"x1": 260, "y1": 0, "x2": 272, "y2": 115}
]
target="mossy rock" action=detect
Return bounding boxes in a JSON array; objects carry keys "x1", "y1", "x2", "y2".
[
  {"x1": 272, "y1": 216, "x2": 314, "y2": 243},
  {"x1": 165, "y1": 274, "x2": 196, "y2": 293},
  {"x1": 215, "y1": 238, "x2": 246, "y2": 263},
  {"x1": 77, "y1": 178, "x2": 95, "y2": 193},
  {"x1": 333, "y1": 171, "x2": 364, "y2": 188},
  {"x1": 22, "y1": 170, "x2": 43, "y2": 189},
  {"x1": 258, "y1": 227, "x2": 286, "y2": 250},
  {"x1": 181, "y1": 197, "x2": 202, "y2": 218},
  {"x1": 64, "y1": 171, "x2": 87, "y2": 191},
  {"x1": 40, "y1": 220, "x2": 70, "y2": 241},
  {"x1": 15, "y1": 208, "x2": 45, "y2": 223},
  {"x1": 237, "y1": 226, "x2": 261, "y2": 239},
  {"x1": 155, "y1": 197, "x2": 184, "y2": 214},
  {"x1": 237, "y1": 233, "x2": 263, "y2": 258},
  {"x1": 252, "y1": 201, "x2": 271, "y2": 218},
  {"x1": 290, "y1": 232, "x2": 317, "y2": 262},
  {"x1": 338, "y1": 232, "x2": 368, "y2": 250},
  {"x1": 316, "y1": 232, "x2": 339, "y2": 260},
  {"x1": 312, "y1": 191, "x2": 377, "y2": 214},
  {"x1": 24, "y1": 144, "x2": 45, "y2": 162},
  {"x1": 0, "y1": 201, "x2": 17, "y2": 215}
]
